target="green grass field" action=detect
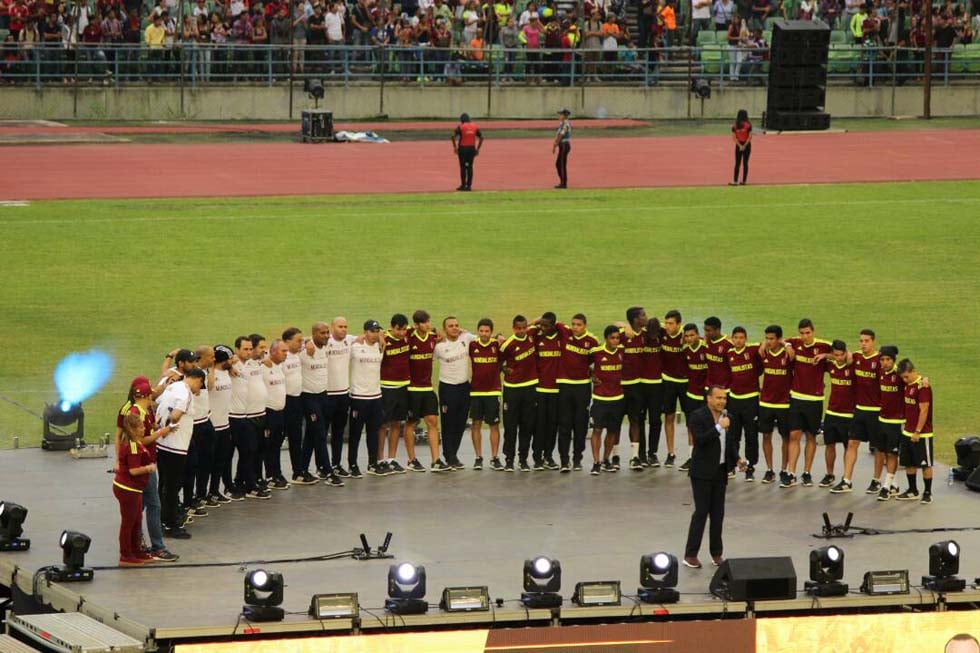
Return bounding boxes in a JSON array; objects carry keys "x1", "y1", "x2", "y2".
[{"x1": 2, "y1": 180, "x2": 978, "y2": 462}]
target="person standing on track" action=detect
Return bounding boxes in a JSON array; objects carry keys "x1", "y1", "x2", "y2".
[
  {"x1": 730, "y1": 109, "x2": 752, "y2": 186},
  {"x1": 553, "y1": 107, "x2": 572, "y2": 189},
  {"x1": 452, "y1": 113, "x2": 484, "y2": 191}
]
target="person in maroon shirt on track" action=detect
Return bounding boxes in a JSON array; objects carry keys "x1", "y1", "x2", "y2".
[
  {"x1": 815, "y1": 340, "x2": 856, "y2": 492},
  {"x1": 730, "y1": 108, "x2": 752, "y2": 186},
  {"x1": 842, "y1": 328, "x2": 882, "y2": 494},
  {"x1": 875, "y1": 345, "x2": 904, "y2": 501},
  {"x1": 782, "y1": 318, "x2": 833, "y2": 488},
  {"x1": 405, "y1": 309, "x2": 445, "y2": 472},
  {"x1": 529, "y1": 312, "x2": 562, "y2": 470},
  {"x1": 725, "y1": 326, "x2": 761, "y2": 482},
  {"x1": 679, "y1": 323, "x2": 708, "y2": 472},
  {"x1": 500, "y1": 315, "x2": 538, "y2": 472},
  {"x1": 757, "y1": 325, "x2": 793, "y2": 485},
  {"x1": 590, "y1": 326, "x2": 625, "y2": 476},
  {"x1": 897, "y1": 358, "x2": 935, "y2": 504},
  {"x1": 555, "y1": 313, "x2": 599, "y2": 472},
  {"x1": 469, "y1": 318, "x2": 503, "y2": 470},
  {"x1": 659, "y1": 309, "x2": 687, "y2": 469},
  {"x1": 114, "y1": 413, "x2": 157, "y2": 567},
  {"x1": 451, "y1": 112, "x2": 484, "y2": 191}
]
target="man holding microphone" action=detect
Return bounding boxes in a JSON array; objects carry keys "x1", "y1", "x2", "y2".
[{"x1": 684, "y1": 385, "x2": 743, "y2": 569}]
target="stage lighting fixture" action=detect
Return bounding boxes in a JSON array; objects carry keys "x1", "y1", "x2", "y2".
[
  {"x1": 804, "y1": 545, "x2": 848, "y2": 597},
  {"x1": 42, "y1": 402, "x2": 85, "y2": 451},
  {"x1": 309, "y1": 593, "x2": 358, "y2": 620},
  {"x1": 386, "y1": 562, "x2": 427, "y2": 614},
  {"x1": 521, "y1": 556, "x2": 562, "y2": 608},
  {"x1": 440, "y1": 586, "x2": 490, "y2": 612},
  {"x1": 691, "y1": 78, "x2": 711, "y2": 99},
  {"x1": 860, "y1": 569, "x2": 909, "y2": 595},
  {"x1": 243, "y1": 569, "x2": 285, "y2": 622},
  {"x1": 46, "y1": 530, "x2": 93, "y2": 582},
  {"x1": 923, "y1": 540, "x2": 966, "y2": 592},
  {"x1": 572, "y1": 581, "x2": 621, "y2": 607},
  {"x1": 0, "y1": 501, "x2": 30, "y2": 551},
  {"x1": 638, "y1": 552, "x2": 679, "y2": 604}
]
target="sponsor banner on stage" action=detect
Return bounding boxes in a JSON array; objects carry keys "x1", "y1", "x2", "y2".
[{"x1": 177, "y1": 630, "x2": 490, "y2": 653}]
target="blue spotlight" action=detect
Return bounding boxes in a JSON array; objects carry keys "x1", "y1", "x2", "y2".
[{"x1": 43, "y1": 350, "x2": 114, "y2": 451}]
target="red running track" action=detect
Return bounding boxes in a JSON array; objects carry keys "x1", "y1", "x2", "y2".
[{"x1": 2, "y1": 129, "x2": 979, "y2": 200}]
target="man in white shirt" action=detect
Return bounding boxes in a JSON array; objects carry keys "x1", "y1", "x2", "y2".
[
  {"x1": 325, "y1": 317, "x2": 357, "y2": 477},
  {"x1": 184, "y1": 346, "x2": 215, "y2": 519},
  {"x1": 434, "y1": 316, "x2": 475, "y2": 469},
  {"x1": 155, "y1": 369, "x2": 205, "y2": 539},
  {"x1": 324, "y1": 2, "x2": 344, "y2": 71},
  {"x1": 207, "y1": 345, "x2": 235, "y2": 504},
  {"x1": 281, "y1": 327, "x2": 310, "y2": 484},
  {"x1": 300, "y1": 321, "x2": 345, "y2": 487},
  {"x1": 246, "y1": 333, "x2": 272, "y2": 495},
  {"x1": 348, "y1": 320, "x2": 385, "y2": 478},
  {"x1": 263, "y1": 339, "x2": 290, "y2": 489}
]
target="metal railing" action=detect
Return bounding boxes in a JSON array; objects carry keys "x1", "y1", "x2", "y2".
[{"x1": 2, "y1": 43, "x2": 977, "y2": 88}]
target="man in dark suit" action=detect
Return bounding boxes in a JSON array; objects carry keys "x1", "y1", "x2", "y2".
[{"x1": 684, "y1": 385, "x2": 744, "y2": 569}]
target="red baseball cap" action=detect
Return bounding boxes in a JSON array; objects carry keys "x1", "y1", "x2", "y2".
[{"x1": 131, "y1": 376, "x2": 152, "y2": 398}]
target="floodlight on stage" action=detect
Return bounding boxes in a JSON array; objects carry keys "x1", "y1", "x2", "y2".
[
  {"x1": 860, "y1": 569, "x2": 909, "y2": 595},
  {"x1": 440, "y1": 586, "x2": 490, "y2": 612},
  {"x1": 923, "y1": 540, "x2": 966, "y2": 593},
  {"x1": 243, "y1": 569, "x2": 285, "y2": 622},
  {"x1": 309, "y1": 593, "x2": 358, "y2": 620},
  {"x1": 46, "y1": 530, "x2": 93, "y2": 582},
  {"x1": 0, "y1": 501, "x2": 30, "y2": 551},
  {"x1": 638, "y1": 552, "x2": 679, "y2": 604},
  {"x1": 572, "y1": 581, "x2": 622, "y2": 607},
  {"x1": 42, "y1": 402, "x2": 85, "y2": 451},
  {"x1": 805, "y1": 545, "x2": 848, "y2": 597},
  {"x1": 386, "y1": 562, "x2": 427, "y2": 615},
  {"x1": 521, "y1": 556, "x2": 562, "y2": 609}
]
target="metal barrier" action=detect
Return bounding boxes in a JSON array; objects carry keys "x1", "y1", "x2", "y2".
[{"x1": 1, "y1": 43, "x2": 975, "y2": 88}]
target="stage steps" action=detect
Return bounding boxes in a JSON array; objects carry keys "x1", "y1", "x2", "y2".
[{"x1": 5, "y1": 613, "x2": 143, "y2": 653}]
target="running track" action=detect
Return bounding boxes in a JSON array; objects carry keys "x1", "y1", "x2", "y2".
[{"x1": 3, "y1": 128, "x2": 979, "y2": 200}]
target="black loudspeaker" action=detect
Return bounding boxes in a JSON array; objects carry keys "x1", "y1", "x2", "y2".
[
  {"x1": 765, "y1": 19, "x2": 831, "y2": 131},
  {"x1": 301, "y1": 109, "x2": 334, "y2": 143},
  {"x1": 709, "y1": 557, "x2": 797, "y2": 601},
  {"x1": 966, "y1": 466, "x2": 980, "y2": 492}
]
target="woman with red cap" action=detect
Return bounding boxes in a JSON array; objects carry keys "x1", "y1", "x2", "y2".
[{"x1": 114, "y1": 413, "x2": 156, "y2": 566}]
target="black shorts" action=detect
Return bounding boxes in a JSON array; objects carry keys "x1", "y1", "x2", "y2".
[
  {"x1": 624, "y1": 384, "x2": 646, "y2": 423},
  {"x1": 591, "y1": 399, "x2": 624, "y2": 432},
  {"x1": 822, "y1": 414, "x2": 852, "y2": 445},
  {"x1": 871, "y1": 421, "x2": 902, "y2": 455},
  {"x1": 898, "y1": 436, "x2": 934, "y2": 468},
  {"x1": 788, "y1": 397, "x2": 822, "y2": 434},
  {"x1": 662, "y1": 380, "x2": 687, "y2": 414},
  {"x1": 758, "y1": 405, "x2": 790, "y2": 437},
  {"x1": 850, "y1": 409, "x2": 878, "y2": 442},
  {"x1": 470, "y1": 395, "x2": 501, "y2": 425},
  {"x1": 407, "y1": 389, "x2": 439, "y2": 420},
  {"x1": 382, "y1": 386, "x2": 408, "y2": 422},
  {"x1": 682, "y1": 391, "x2": 705, "y2": 417}
]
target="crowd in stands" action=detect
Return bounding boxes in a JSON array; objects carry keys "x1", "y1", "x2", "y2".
[{"x1": 0, "y1": 0, "x2": 978, "y2": 82}]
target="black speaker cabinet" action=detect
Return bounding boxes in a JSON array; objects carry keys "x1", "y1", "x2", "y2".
[
  {"x1": 764, "y1": 110, "x2": 831, "y2": 131},
  {"x1": 710, "y1": 557, "x2": 797, "y2": 601},
  {"x1": 966, "y1": 466, "x2": 980, "y2": 492},
  {"x1": 301, "y1": 109, "x2": 334, "y2": 143},
  {"x1": 766, "y1": 20, "x2": 831, "y2": 131}
]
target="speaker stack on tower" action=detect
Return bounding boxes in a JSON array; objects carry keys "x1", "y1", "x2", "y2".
[{"x1": 764, "y1": 20, "x2": 832, "y2": 132}]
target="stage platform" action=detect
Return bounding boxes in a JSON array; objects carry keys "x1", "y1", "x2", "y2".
[{"x1": 1, "y1": 434, "x2": 978, "y2": 648}]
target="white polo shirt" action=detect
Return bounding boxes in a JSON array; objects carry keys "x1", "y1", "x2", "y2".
[
  {"x1": 264, "y1": 362, "x2": 287, "y2": 411},
  {"x1": 326, "y1": 334, "x2": 357, "y2": 395},
  {"x1": 245, "y1": 359, "x2": 267, "y2": 418},
  {"x1": 350, "y1": 342, "x2": 383, "y2": 400},
  {"x1": 301, "y1": 343, "x2": 329, "y2": 394},
  {"x1": 283, "y1": 350, "x2": 303, "y2": 398},
  {"x1": 155, "y1": 381, "x2": 194, "y2": 455},
  {"x1": 190, "y1": 369, "x2": 211, "y2": 424},
  {"x1": 210, "y1": 367, "x2": 232, "y2": 430},
  {"x1": 435, "y1": 332, "x2": 476, "y2": 385},
  {"x1": 229, "y1": 360, "x2": 249, "y2": 418}
]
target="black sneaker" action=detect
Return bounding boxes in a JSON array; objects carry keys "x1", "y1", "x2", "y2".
[
  {"x1": 919, "y1": 491, "x2": 933, "y2": 504},
  {"x1": 210, "y1": 493, "x2": 229, "y2": 505},
  {"x1": 602, "y1": 460, "x2": 617, "y2": 473},
  {"x1": 877, "y1": 487, "x2": 890, "y2": 501},
  {"x1": 678, "y1": 458, "x2": 691, "y2": 472},
  {"x1": 375, "y1": 461, "x2": 391, "y2": 476},
  {"x1": 431, "y1": 459, "x2": 451, "y2": 472},
  {"x1": 316, "y1": 470, "x2": 331, "y2": 481},
  {"x1": 504, "y1": 460, "x2": 515, "y2": 472},
  {"x1": 518, "y1": 460, "x2": 532, "y2": 472},
  {"x1": 407, "y1": 459, "x2": 426, "y2": 472},
  {"x1": 778, "y1": 471, "x2": 788, "y2": 485},
  {"x1": 611, "y1": 455, "x2": 621, "y2": 470},
  {"x1": 818, "y1": 474, "x2": 835, "y2": 488},
  {"x1": 590, "y1": 463, "x2": 601, "y2": 476},
  {"x1": 896, "y1": 489, "x2": 919, "y2": 501},
  {"x1": 830, "y1": 480, "x2": 853, "y2": 494},
  {"x1": 745, "y1": 467, "x2": 755, "y2": 482},
  {"x1": 164, "y1": 527, "x2": 191, "y2": 540},
  {"x1": 300, "y1": 472, "x2": 319, "y2": 485},
  {"x1": 151, "y1": 549, "x2": 179, "y2": 562},
  {"x1": 532, "y1": 460, "x2": 545, "y2": 471},
  {"x1": 890, "y1": 485, "x2": 900, "y2": 496},
  {"x1": 559, "y1": 463, "x2": 571, "y2": 473},
  {"x1": 189, "y1": 506, "x2": 209, "y2": 517},
  {"x1": 865, "y1": 480, "x2": 882, "y2": 494},
  {"x1": 334, "y1": 465, "x2": 351, "y2": 478},
  {"x1": 323, "y1": 474, "x2": 345, "y2": 487},
  {"x1": 367, "y1": 463, "x2": 379, "y2": 476},
  {"x1": 629, "y1": 456, "x2": 643, "y2": 471},
  {"x1": 257, "y1": 477, "x2": 269, "y2": 490},
  {"x1": 490, "y1": 457, "x2": 504, "y2": 471},
  {"x1": 349, "y1": 464, "x2": 363, "y2": 479},
  {"x1": 572, "y1": 459, "x2": 583, "y2": 471},
  {"x1": 664, "y1": 453, "x2": 676, "y2": 468},
  {"x1": 450, "y1": 460, "x2": 466, "y2": 470},
  {"x1": 389, "y1": 461, "x2": 407, "y2": 474},
  {"x1": 762, "y1": 470, "x2": 776, "y2": 484},
  {"x1": 229, "y1": 490, "x2": 246, "y2": 501},
  {"x1": 802, "y1": 472, "x2": 814, "y2": 487},
  {"x1": 473, "y1": 457, "x2": 484, "y2": 470},
  {"x1": 192, "y1": 498, "x2": 207, "y2": 510},
  {"x1": 648, "y1": 454, "x2": 661, "y2": 468},
  {"x1": 780, "y1": 473, "x2": 798, "y2": 488},
  {"x1": 204, "y1": 495, "x2": 221, "y2": 507},
  {"x1": 727, "y1": 469, "x2": 737, "y2": 479},
  {"x1": 270, "y1": 477, "x2": 290, "y2": 490},
  {"x1": 544, "y1": 458, "x2": 560, "y2": 470},
  {"x1": 247, "y1": 489, "x2": 272, "y2": 500}
]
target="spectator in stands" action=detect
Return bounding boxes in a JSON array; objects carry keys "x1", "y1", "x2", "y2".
[
  {"x1": 600, "y1": 9, "x2": 619, "y2": 74},
  {"x1": 559, "y1": 21, "x2": 577, "y2": 85},
  {"x1": 41, "y1": 12, "x2": 63, "y2": 81},
  {"x1": 395, "y1": 17, "x2": 415, "y2": 80},
  {"x1": 350, "y1": 0, "x2": 370, "y2": 60},
  {"x1": 727, "y1": 12, "x2": 746, "y2": 79},
  {"x1": 844, "y1": 0, "x2": 862, "y2": 29},
  {"x1": 306, "y1": 2, "x2": 325, "y2": 70},
  {"x1": 492, "y1": 0, "x2": 511, "y2": 41},
  {"x1": 467, "y1": 29, "x2": 485, "y2": 61},
  {"x1": 9, "y1": 0, "x2": 28, "y2": 41},
  {"x1": 270, "y1": 5, "x2": 290, "y2": 74},
  {"x1": 144, "y1": 13, "x2": 165, "y2": 79},
  {"x1": 210, "y1": 13, "x2": 228, "y2": 78},
  {"x1": 499, "y1": 14, "x2": 519, "y2": 79},
  {"x1": 819, "y1": 0, "x2": 839, "y2": 26},
  {"x1": 691, "y1": 0, "x2": 711, "y2": 43},
  {"x1": 781, "y1": 0, "x2": 799, "y2": 19},
  {"x1": 519, "y1": 0, "x2": 536, "y2": 26},
  {"x1": 461, "y1": 0, "x2": 480, "y2": 43},
  {"x1": 230, "y1": 9, "x2": 253, "y2": 78},
  {"x1": 749, "y1": 0, "x2": 771, "y2": 30},
  {"x1": 543, "y1": 16, "x2": 562, "y2": 80},
  {"x1": 638, "y1": 0, "x2": 655, "y2": 47},
  {"x1": 1, "y1": 34, "x2": 20, "y2": 82},
  {"x1": 714, "y1": 0, "x2": 734, "y2": 31},
  {"x1": 849, "y1": 2, "x2": 867, "y2": 42},
  {"x1": 102, "y1": 8, "x2": 123, "y2": 70},
  {"x1": 658, "y1": 0, "x2": 676, "y2": 49},
  {"x1": 860, "y1": 5, "x2": 879, "y2": 43},
  {"x1": 799, "y1": 0, "x2": 817, "y2": 19},
  {"x1": 291, "y1": 0, "x2": 308, "y2": 73},
  {"x1": 582, "y1": 8, "x2": 602, "y2": 80},
  {"x1": 955, "y1": 5, "x2": 974, "y2": 44},
  {"x1": 430, "y1": 16, "x2": 451, "y2": 80},
  {"x1": 252, "y1": 15, "x2": 269, "y2": 77},
  {"x1": 740, "y1": 26, "x2": 765, "y2": 82},
  {"x1": 81, "y1": 14, "x2": 108, "y2": 79},
  {"x1": 519, "y1": 12, "x2": 542, "y2": 81}
]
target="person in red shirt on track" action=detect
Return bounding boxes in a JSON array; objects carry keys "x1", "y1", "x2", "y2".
[
  {"x1": 590, "y1": 326, "x2": 625, "y2": 476},
  {"x1": 451, "y1": 112, "x2": 484, "y2": 191},
  {"x1": 730, "y1": 109, "x2": 752, "y2": 186}
]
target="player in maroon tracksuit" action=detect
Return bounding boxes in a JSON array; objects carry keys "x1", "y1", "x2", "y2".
[
  {"x1": 897, "y1": 359, "x2": 935, "y2": 504},
  {"x1": 659, "y1": 310, "x2": 687, "y2": 468},
  {"x1": 529, "y1": 312, "x2": 562, "y2": 470},
  {"x1": 846, "y1": 329, "x2": 882, "y2": 494},
  {"x1": 725, "y1": 326, "x2": 761, "y2": 481},
  {"x1": 500, "y1": 315, "x2": 538, "y2": 472},
  {"x1": 555, "y1": 314, "x2": 599, "y2": 472},
  {"x1": 379, "y1": 314, "x2": 411, "y2": 475},
  {"x1": 679, "y1": 323, "x2": 708, "y2": 472},
  {"x1": 469, "y1": 318, "x2": 503, "y2": 470},
  {"x1": 405, "y1": 309, "x2": 444, "y2": 472},
  {"x1": 590, "y1": 326, "x2": 625, "y2": 476},
  {"x1": 703, "y1": 316, "x2": 733, "y2": 389},
  {"x1": 875, "y1": 345, "x2": 904, "y2": 501},
  {"x1": 783, "y1": 318, "x2": 833, "y2": 488},
  {"x1": 819, "y1": 341, "x2": 856, "y2": 492},
  {"x1": 758, "y1": 325, "x2": 793, "y2": 485}
]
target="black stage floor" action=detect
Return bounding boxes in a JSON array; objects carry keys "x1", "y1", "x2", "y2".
[{"x1": 1, "y1": 432, "x2": 978, "y2": 640}]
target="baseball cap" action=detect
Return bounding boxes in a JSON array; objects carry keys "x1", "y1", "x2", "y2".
[
  {"x1": 214, "y1": 344, "x2": 234, "y2": 362},
  {"x1": 363, "y1": 319, "x2": 383, "y2": 331},
  {"x1": 131, "y1": 376, "x2": 152, "y2": 398},
  {"x1": 175, "y1": 348, "x2": 199, "y2": 364}
]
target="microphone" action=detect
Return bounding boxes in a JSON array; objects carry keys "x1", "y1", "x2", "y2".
[{"x1": 720, "y1": 409, "x2": 728, "y2": 419}]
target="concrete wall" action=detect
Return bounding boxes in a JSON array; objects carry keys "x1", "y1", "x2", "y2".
[{"x1": 3, "y1": 83, "x2": 980, "y2": 121}]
